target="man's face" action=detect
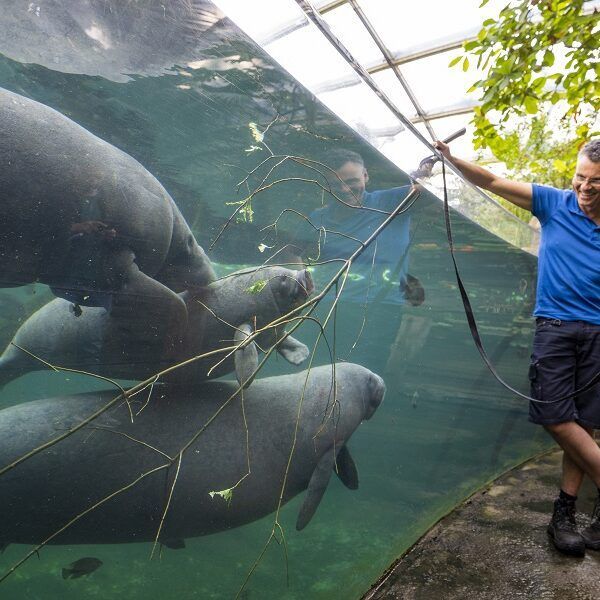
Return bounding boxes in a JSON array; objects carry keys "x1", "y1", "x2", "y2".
[
  {"x1": 573, "y1": 154, "x2": 600, "y2": 215},
  {"x1": 329, "y1": 160, "x2": 368, "y2": 207}
]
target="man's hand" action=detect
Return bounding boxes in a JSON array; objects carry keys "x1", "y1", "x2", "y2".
[
  {"x1": 400, "y1": 274, "x2": 425, "y2": 307},
  {"x1": 434, "y1": 140, "x2": 453, "y2": 162}
]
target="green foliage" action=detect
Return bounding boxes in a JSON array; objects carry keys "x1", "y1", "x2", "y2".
[
  {"x1": 457, "y1": 0, "x2": 599, "y2": 185},
  {"x1": 475, "y1": 113, "x2": 581, "y2": 220},
  {"x1": 209, "y1": 488, "x2": 233, "y2": 506},
  {"x1": 245, "y1": 280, "x2": 268, "y2": 295}
]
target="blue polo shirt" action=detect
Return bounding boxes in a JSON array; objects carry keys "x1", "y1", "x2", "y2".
[
  {"x1": 309, "y1": 186, "x2": 411, "y2": 304},
  {"x1": 532, "y1": 184, "x2": 600, "y2": 324}
]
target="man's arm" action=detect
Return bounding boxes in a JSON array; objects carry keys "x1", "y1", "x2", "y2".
[{"x1": 434, "y1": 141, "x2": 533, "y2": 211}]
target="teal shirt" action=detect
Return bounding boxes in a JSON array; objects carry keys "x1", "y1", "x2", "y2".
[{"x1": 309, "y1": 186, "x2": 411, "y2": 304}]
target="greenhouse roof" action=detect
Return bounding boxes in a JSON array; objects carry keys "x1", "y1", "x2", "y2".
[{"x1": 214, "y1": 0, "x2": 598, "y2": 174}]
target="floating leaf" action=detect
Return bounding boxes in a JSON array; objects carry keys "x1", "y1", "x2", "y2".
[
  {"x1": 245, "y1": 280, "x2": 268, "y2": 295},
  {"x1": 209, "y1": 488, "x2": 233, "y2": 506},
  {"x1": 248, "y1": 122, "x2": 264, "y2": 143}
]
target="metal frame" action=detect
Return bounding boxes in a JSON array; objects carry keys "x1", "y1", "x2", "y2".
[{"x1": 258, "y1": 0, "x2": 480, "y2": 137}]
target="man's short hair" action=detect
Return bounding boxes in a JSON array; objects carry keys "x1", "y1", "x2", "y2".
[
  {"x1": 580, "y1": 140, "x2": 600, "y2": 163},
  {"x1": 327, "y1": 148, "x2": 364, "y2": 171}
]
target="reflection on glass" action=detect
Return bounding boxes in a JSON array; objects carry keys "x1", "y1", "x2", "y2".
[{"x1": 0, "y1": 2, "x2": 547, "y2": 599}]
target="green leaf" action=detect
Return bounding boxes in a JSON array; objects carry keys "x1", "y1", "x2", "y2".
[
  {"x1": 482, "y1": 18, "x2": 496, "y2": 27},
  {"x1": 448, "y1": 55, "x2": 462, "y2": 68},
  {"x1": 464, "y1": 40, "x2": 479, "y2": 51},
  {"x1": 462, "y1": 57, "x2": 470, "y2": 72},
  {"x1": 209, "y1": 488, "x2": 234, "y2": 506},
  {"x1": 553, "y1": 159, "x2": 568, "y2": 173},
  {"x1": 245, "y1": 280, "x2": 268, "y2": 295},
  {"x1": 542, "y1": 50, "x2": 555, "y2": 67},
  {"x1": 524, "y1": 96, "x2": 538, "y2": 114},
  {"x1": 531, "y1": 76, "x2": 547, "y2": 91}
]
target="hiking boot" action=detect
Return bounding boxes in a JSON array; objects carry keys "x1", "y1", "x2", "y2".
[
  {"x1": 582, "y1": 497, "x2": 600, "y2": 550},
  {"x1": 547, "y1": 498, "x2": 586, "y2": 556}
]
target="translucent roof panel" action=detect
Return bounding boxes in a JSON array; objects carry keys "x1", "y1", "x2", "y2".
[
  {"x1": 214, "y1": 0, "x2": 500, "y2": 160},
  {"x1": 319, "y1": 3, "x2": 387, "y2": 65},
  {"x1": 399, "y1": 48, "x2": 486, "y2": 116},
  {"x1": 251, "y1": 13, "x2": 358, "y2": 90},
  {"x1": 358, "y1": 0, "x2": 510, "y2": 56}
]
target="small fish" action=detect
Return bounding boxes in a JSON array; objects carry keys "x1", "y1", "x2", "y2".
[
  {"x1": 411, "y1": 390, "x2": 419, "y2": 409},
  {"x1": 62, "y1": 557, "x2": 103, "y2": 579}
]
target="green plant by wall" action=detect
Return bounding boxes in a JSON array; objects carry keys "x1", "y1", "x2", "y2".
[{"x1": 454, "y1": 0, "x2": 599, "y2": 198}]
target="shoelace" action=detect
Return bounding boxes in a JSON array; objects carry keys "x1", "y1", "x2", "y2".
[{"x1": 555, "y1": 502, "x2": 577, "y2": 527}]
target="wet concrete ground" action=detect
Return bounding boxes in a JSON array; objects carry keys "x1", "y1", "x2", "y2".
[{"x1": 363, "y1": 450, "x2": 600, "y2": 600}]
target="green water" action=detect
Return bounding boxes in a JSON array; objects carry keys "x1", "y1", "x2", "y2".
[{"x1": 0, "y1": 3, "x2": 549, "y2": 598}]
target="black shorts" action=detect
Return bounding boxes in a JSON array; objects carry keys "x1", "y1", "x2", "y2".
[{"x1": 529, "y1": 318, "x2": 600, "y2": 428}]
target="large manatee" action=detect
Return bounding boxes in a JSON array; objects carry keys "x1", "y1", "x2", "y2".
[
  {"x1": 0, "y1": 266, "x2": 313, "y2": 388},
  {"x1": 0, "y1": 87, "x2": 215, "y2": 345},
  {"x1": 0, "y1": 363, "x2": 385, "y2": 546}
]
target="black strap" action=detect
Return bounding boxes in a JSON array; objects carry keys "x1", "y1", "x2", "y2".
[{"x1": 440, "y1": 158, "x2": 600, "y2": 404}]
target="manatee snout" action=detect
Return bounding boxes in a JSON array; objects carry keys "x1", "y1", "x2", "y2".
[
  {"x1": 299, "y1": 269, "x2": 314, "y2": 295},
  {"x1": 291, "y1": 268, "x2": 314, "y2": 306},
  {"x1": 364, "y1": 372, "x2": 386, "y2": 420}
]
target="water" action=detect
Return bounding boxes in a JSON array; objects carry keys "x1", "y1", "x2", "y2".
[{"x1": 0, "y1": 2, "x2": 548, "y2": 598}]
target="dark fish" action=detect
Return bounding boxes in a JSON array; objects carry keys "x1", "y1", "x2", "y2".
[{"x1": 62, "y1": 557, "x2": 103, "y2": 579}]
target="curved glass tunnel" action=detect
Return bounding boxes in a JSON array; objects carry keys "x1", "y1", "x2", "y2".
[{"x1": 0, "y1": 2, "x2": 549, "y2": 598}]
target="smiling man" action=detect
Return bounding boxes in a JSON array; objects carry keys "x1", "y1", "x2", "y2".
[{"x1": 435, "y1": 138, "x2": 600, "y2": 557}]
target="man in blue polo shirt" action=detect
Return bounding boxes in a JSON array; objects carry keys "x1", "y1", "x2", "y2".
[{"x1": 435, "y1": 138, "x2": 600, "y2": 557}]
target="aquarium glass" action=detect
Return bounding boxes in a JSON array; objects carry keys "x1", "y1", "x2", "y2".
[{"x1": 0, "y1": 2, "x2": 549, "y2": 599}]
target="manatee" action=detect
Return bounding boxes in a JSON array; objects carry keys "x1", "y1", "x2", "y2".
[
  {"x1": 0, "y1": 266, "x2": 313, "y2": 388},
  {"x1": 0, "y1": 363, "x2": 385, "y2": 546},
  {"x1": 0, "y1": 87, "x2": 215, "y2": 346}
]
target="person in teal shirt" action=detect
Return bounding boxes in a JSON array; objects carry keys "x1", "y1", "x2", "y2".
[{"x1": 308, "y1": 149, "x2": 423, "y2": 306}]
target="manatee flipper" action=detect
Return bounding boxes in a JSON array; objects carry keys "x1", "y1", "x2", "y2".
[
  {"x1": 234, "y1": 323, "x2": 258, "y2": 388},
  {"x1": 107, "y1": 249, "x2": 188, "y2": 354},
  {"x1": 296, "y1": 450, "x2": 336, "y2": 531},
  {"x1": 276, "y1": 333, "x2": 310, "y2": 365},
  {"x1": 334, "y1": 444, "x2": 359, "y2": 490}
]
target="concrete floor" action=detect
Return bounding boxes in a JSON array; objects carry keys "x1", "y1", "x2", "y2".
[{"x1": 363, "y1": 450, "x2": 600, "y2": 600}]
